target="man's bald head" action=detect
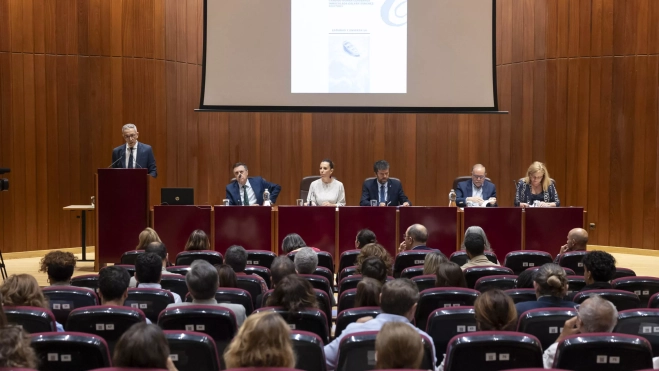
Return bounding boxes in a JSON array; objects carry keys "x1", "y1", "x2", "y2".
[
  {"x1": 407, "y1": 224, "x2": 428, "y2": 245},
  {"x1": 472, "y1": 164, "x2": 486, "y2": 173},
  {"x1": 578, "y1": 295, "x2": 618, "y2": 333},
  {"x1": 569, "y1": 228, "x2": 589, "y2": 249}
]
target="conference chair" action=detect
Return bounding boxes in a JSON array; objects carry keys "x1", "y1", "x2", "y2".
[
  {"x1": 412, "y1": 274, "x2": 437, "y2": 292},
  {"x1": 401, "y1": 265, "x2": 425, "y2": 279},
  {"x1": 70, "y1": 274, "x2": 100, "y2": 290},
  {"x1": 339, "y1": 274, "x2": 364, "y2": 295},
  {"x1": 335, "y1": 307, "x2": 382, "y2": 338},
  {"x1": 313, "y1": 266, "x2": 335, "y2": 292},
  {"x1": 444, "y1": 332, "x2": 543, "y2": 371},
  {"x1": 452, "y1": 176, "x2": 492, "y2": 191},
  {"x1": 648, "y1": 293, "x2": 659, "y2": 308},
  {"x1": 474, "y1": 275, "x2": 518, "y2": 292},
  {"x1": 166, "y1": 265, "x2": 191, "y2": 276},
  {"x1": 566, "y1": 275, "x2": 586, "y2": 296},
  {"x1": 175, "y1": 250, "x2": 223, "y2": 266},
  {"x1": 247, "y1": 250, "x2": 277, "y2": 269},
  {"x1": 288, "y1": 251, "x2": 335, "y2": 273},
  {"x1": 449, "y1": 251, "x2": 499, "y2": 267},
  {"x1": 552, "y1": 333, "x2": 653, "y2": 370},
  {"x1": 245, "y1": 265, "x2": 272, "y2": 289},
  {"x1": 164, "y1": 330, "x2": 222, "y2": 371},
  {"x1": 185, "y1": 287, "x2": 254, "y2": 315},
  {"x1": 255, "y1": 307, "x2": 330, "y2": 344},
  {"x1": 463, "y1": 266, "x2": 515, "y2": 289},
  {"x1": 425, "y1": 306, "x2": 478, "y2": 365},
  {"x1": 338, "y1": 266, "x2": 358, "y2": 284},
  {"x1": 614, "y1": 267, "x2": 637, "y2": 279},
  {"x1": 517, "y1": 308, "x2": 578, "y2": 350},
  {"x1": 299, "y1": 274, "x2": 333, "y2": 303},
  {"x1": 557, "y1": 251, "x2": 588, "y2": 275},
  {"x1": 65, "y1": 305, "x2": 147, "y2": 352},
  {"x1": 337, "y1": 288, "x2": 357, "y2": 313},
  {"x1": 504, "y1": 288, "x2": 538, "y2": 304},
  {"x1": 612, "y1": 276, "x2": 659, "y2": 307},
  {"x1": 237, "y1": 275, "x2": 266, "y2": 308},
  {"x1": 120, "y1": 249, "x2": 144, "y2": 265},
  {"x1": 503, "y1": 250, "x2": 553, "y2": 274},
  {"x1": 31, "y1": 332, "x2": 112, "y2": 371},
  {"x1": 291, "y1": 330, "x2": 326, "y2": 371},
  {"x1": 125, "y1": 288, "x2": 175, "y2": 323},
  {"x1": 4, "y1": 306, "x2": 58, "y2": 333},
  {"x1": 338, "y1": 250, "x2": 361, "y2": 276},
  {"x1": 414, "y1": 287, "x2": 480, "y2": 331},
  {"x1": 615, "y1": 308, "x2": 659, "y2": 357},
  {"x1": 159, "y1": 274, "x2": 189, "y2": 299},
  {"x1": 42, "y1": 286, "x2": 99, "y2": 324},
  {"x1": 573, "y1": 289, "x2": 641, "y2": 311},
  {"x1": 300, "y1": 176, "x2": 320, "y2": 200},
  {"x1": 523, "y1": 266, "x2": 575, "y2": 278},
  {"x1": 393, "y1": 251, "x2": 432, "y2": 277}
]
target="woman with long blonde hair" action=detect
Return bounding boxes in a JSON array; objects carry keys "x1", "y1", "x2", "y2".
[
  {"x1": 136, "y1": 227, "x2": 161, "y2": 250},
  {"x1": 0, "y1": 274, "x2": 64, "y2": 331},
  {"x1": 515, "y1": 161, "x2": 560, "y2": 208}
]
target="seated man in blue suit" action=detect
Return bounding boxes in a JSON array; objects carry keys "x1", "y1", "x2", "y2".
[
  {"x1": 111, "y1": 123, "x2": 157, "y2": 177},
  {"x1": 359, "y1": 160, "x2": 411, "y2": 206},
  {"x1": 225, "y1": 162, "x2": 281, "y2": 206},
  {"x1": 455, "y1": 164, "x2": 497, "y2": 207}
]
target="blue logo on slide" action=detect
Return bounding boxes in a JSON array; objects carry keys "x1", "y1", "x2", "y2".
[{"x1": 381, "y1": 0, "x2": 407, "y2": 27}]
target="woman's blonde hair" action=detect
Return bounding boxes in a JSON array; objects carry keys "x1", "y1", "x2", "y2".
[
  {"x1": 355, "y1": 243, "x2": 393, "y2": 276},
  {"x1": 0, "y1": 274, "x2": 49, "y2": 309},
  {"x1": 533, "y1": 263, "x2": 568, "y2": 297},
  {"x1": 375, "y1": 322, "x2": 424, "y2": 370},
  {"x1": 136, "y1": 228, "x2": 161, "y2": 250},
  {"x1": 423, "y1": 251, "x2": 448, "y2": 275},
  {"x1": 0, "y1": 326, "x2": 38, "y2": 369},
  {"x1": 524, "y1": 161, "x2": 552, "y2": 192},
  {"x1": 224, "y1": 311, "x2": 296, "y2": 369}
]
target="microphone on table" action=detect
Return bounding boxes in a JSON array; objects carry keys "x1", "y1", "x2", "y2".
[{"x1": 108, "y1": 156, "x2": 124, "y2": 168}]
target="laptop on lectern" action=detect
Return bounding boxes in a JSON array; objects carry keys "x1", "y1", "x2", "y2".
[{"x1": 161, "y1": 188, "x2": 194, "y2": 205}]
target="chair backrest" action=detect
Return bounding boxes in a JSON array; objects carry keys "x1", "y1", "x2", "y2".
[
  {"x1": 339, "y1": 275, "x2": 363, "y2": 295},
  {"x1": 288, "y1": 251, "x2": 335, "y2": 273},
  {"x1": 411, "y1": 274, "x2": 437, "y2": 293},
  {"x1": 612, "y1": 276, "x2": 659, "y2": 307},
  {"x1": 190, "y1": 287, "x2": 254, "y2": 315},
  {"x1": 339, "y1": 250, "x2": 361, "y2": 275},
  {"x1": 474, "y1": 275, "x2": 518, "y2": 292},
  {"x1": 566, "y1": 275, "x2": 586, "y2": 296},
  {"x1": 120, "y1": 249, "x2": 144, "y2": 265},
  {"x1": 4, "y1": 306, "x2": 58, "y2": 333},
  {"x1": 71, "y1": 274, "x2": 100, "y2": 290},
  {"x1": 237, "y1": 275, "x2": 266, "y2": 308},
  {"x1": 426, "y1": 306, "x2": 478, "y2": 365},
  {"x1": 31, "y1": 332, "x2": 111, "y2": 371},
  {"x1": 557, "y1": 251, "x2": 588, "y2": 275},
  {"x1": 111, "y1": 264, "x2": 136, "y2": 277},
  {"x1": 615, "y1": 309, "x2": 659, "y2": 357},
  {"x1": 517, "y1": 308, "x2": 578, "y2": 350},
  {"x1": 125, "y1": 288, "x2": 175, "y2": 323},
  {"x1": 300, "y1": 176, "x2": 320, "y2": 200},
  {"x1": 42, "y1": 286, "x2": 99, "y2": 324},
  {"x1": 246, "y1": 250, "x2": 277, "y2": 269},
  {"x1": 164, "y1": 330, "x2": 222, "y2": 371},
  {"x1": 290, "y1": 330, "x2": 326, "y2": 371},
  {"x1": 65, "y1": 305, "x2": 146, "y2": 352},
  {"x1": 175, "y1": 250, "x2": 223, "y2": 266},
  {"x1": 614, "y1": 267, "x2": 637, "y2": 279},
  {"x1": 393, "y1": 251, "x2": 432, "y2": 277},
  {"x1": 449, "y1": 251, "x2": 499, "y2": 266},
  {"x1": 649, "y1": 292, "x2": 659, "y2": 308},
  {"x1": 453, "y1": 176, "x2": 493, "y2": 191},
  {"x1": 338, "y1": 289, "x2": 358, "y2": 313},
  {"x1": 166, "y1": 265, "x2": 191, "y2": 276},
  {"x1": 339, "y1": 266, "x2": 358, "y2": 284},
  {"x1": 573, "y1": 289, "x2": 642, "y2": 311},
  {"x1": 463, "y1": 266, "x2": 515, "y2": 289},
  {"x1": 415, "y1": 288, "x2": 480, "y2": 331},
  {"x1": 158, "y1": 305, "x2": 237, "y2": 356},
  {"x1": 335, "y1": 307, "x2": 382, "y2": 338},
  {"x1": 313, "y1": 266, "x2": 334, "y2": 292},
  {"x1": 401, "y1": 265, "x2": 425, "y2": 279},
  {"x1": 504, "y1": 289, "x2": 538, "y2": 304},
  {"x1": 553, "y1": 333, "x2": 653, "y2": 370},
  {"x1": 503, "y1": 250, "x2": 553, "y2": 275},
  {"x1": 299, "y1": 274, "x2": 332, "y2": 301},
  {"x1": 160, "y1": 274, "x2": 189, "y2": 299},
  {"x1": 444, "y1": 331, "x2": 543, "y2": 371},
  {"x1": 245, "y1": 265, "x2": 272, "y2": 289},
  {"x1": 255, "y1": 307, "x2": 330, "y2": 344}
]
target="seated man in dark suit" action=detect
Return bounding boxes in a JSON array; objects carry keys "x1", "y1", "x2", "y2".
[
  {"x1": 360, "y1": 160, "x2": 411, "y2": 206},
  {"x1": 455, "y1": 164, "x2": 497, "y2": 207},
  {"x1": 225, "y1": 162, "x2": 281, "y2": 205},
  {"x1": 111, "y1": 123, "x2": 157, "y2": 177},
  {"x1": 398, "y1": 224, "x2": 434, "y2": 252}
]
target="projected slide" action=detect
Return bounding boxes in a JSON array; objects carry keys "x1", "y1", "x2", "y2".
[{"x1": 291, "y1": 0, "x2": 408, "y2": 94}]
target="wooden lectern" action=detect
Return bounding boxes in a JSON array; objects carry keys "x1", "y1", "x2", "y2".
[{"x1": 95, "y1": 169, "x2": 150, "y2": 271}]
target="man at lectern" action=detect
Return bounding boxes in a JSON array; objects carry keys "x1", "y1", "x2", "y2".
[
  {"x1": 111, "y1": 123, "x2": 158, "y2": 178},
  {"x1": 359, "y1": 160, "x2": 411, "y2": 206},
  {"x1": 225, "y1": 162, "x2": 281, "y2": 205}
]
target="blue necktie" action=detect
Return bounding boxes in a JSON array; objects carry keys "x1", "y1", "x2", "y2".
[
  {"x1": 128, "y1": 147, "x2": 134, "y2": 169},
  {"x1": 379, "y1": 184, "x2": 385, "y2": 203}
]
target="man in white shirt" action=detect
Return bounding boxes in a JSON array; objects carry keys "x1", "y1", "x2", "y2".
[
  {"x1": 225, "y1": 162, "x2": 281, "y2": 205},
  {"x1": 134, "y1": 252, "x2": 182, "y2": 303}
]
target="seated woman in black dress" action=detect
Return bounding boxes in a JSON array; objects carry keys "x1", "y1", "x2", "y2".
[{"x1": 515, "y1": 161, "x2": 560, "y2": 208}]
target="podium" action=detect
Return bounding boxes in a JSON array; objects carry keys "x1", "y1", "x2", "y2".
[
  {"x1": 399, "y1": 207, "x2": 458, "y2": 257},
  {"x1": 338, "y1": 207, "x2": 397, "y2": 257},
  {"x1": 95, "y1": 169, "x2": 149, "y2": 270},
  {"x1": 154, "y1": 205, "x2": 212, "y2": 257},
  {"x1": 525, "y1": 207, "x2": 585, "y2": 256},
  {"x1": 214, "y1": 206, "x2": 273, "y2": 255},
  {"x1": 463, "y1": 207, "x2": 523, "y2": 258},
  {"x1": 277, "y1": 206, "x2": 335, "y2": 256}
]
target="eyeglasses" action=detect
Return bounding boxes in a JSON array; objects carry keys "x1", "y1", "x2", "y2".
[
  {"x1": 123, "y1": 134, "x2": 137, "y2": 139},
  {"x1": 472, "y1": 174, "x2": 486, "y2": 180}
]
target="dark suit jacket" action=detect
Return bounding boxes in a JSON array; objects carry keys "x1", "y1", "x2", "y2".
[
  {"x1": 225, "y1": 176, "x2": 281, "y2": 205},
  {"x1": 111, "y1": 143, "x2": 157, "y2": 178},
  {"x1": 455, "y1": 179, "x2": 497, "y2": 207},
  {"x1": 359, "y1": 178, "x2": 411, "y2": 206},
  {"x1": 515, "y1": 296, "x2": 577, "y2": 317},
  {"x1": 411, "y1": 245, "x2": 435, "y2": 251}
]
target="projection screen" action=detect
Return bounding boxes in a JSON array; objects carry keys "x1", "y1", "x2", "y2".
[{"x1": 200, "y1": 0, "x2": 498, "y2": 113}]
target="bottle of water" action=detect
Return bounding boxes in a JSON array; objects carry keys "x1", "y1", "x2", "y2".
[
  {"x1": 263, "y1": 188, "x2": 271, "y2": 206},
  {"x1": 448, "y1": 189, "x2": 457, "y2": 207}
]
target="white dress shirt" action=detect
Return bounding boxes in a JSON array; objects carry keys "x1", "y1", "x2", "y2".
[
  {"x1": 125, "y1": 141, "x2": 138, "y2": 169},
  {"x1": 240, "y1": 179, "x2": 258, "y2": 205},
  {"x1": 378, "y1": 182, "x2": 388, "y2": 203},
  {"x1": 136, "y1": 282, "x2": 182, "y2": 303}
]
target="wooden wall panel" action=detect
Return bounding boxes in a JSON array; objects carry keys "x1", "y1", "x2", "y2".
[{"x1": 1, "y1": 0, "x2": 659, "y2": 253}]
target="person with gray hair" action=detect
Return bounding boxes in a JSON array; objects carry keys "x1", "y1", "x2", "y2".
[
  {"x1": 460, "y1": 226, "x2": 493, "y2": 252},
  {"x1": 543, "y1": 295, "x2": 618, "y2": 368},
  {"x1": 399, "y1": 224, "x2": 435, "y2": 252},
  {"x1": 455, "y1": 164, "x2": 497, "y2": 207},
  {"x1": 111, "y1": 123, "x2": 157, "y2": 177},
  {"x1": 167, "y1": 260, "x2": 246, "y2": 326},
  {"x1": 294, "y1": 247, "x2": 318, "y2": 274}
]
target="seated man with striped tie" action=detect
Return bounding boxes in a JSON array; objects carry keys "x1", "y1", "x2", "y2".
[
  {"x1": 225, "y1": 162, "x2": 281, "y2": 206},
  {"x1": 111, "y1": 123, "x2": 157, "y2": 177}
]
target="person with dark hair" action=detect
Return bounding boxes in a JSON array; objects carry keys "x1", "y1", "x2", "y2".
[
  {"x1": 375, "y1": 322, "x2": 424, "y2": 370},
  {"x1": 100, "y1": 266, "x2": 152, "y2": 323},
  {"x1": 355, "y1": 277, "x2": 382, "y2": 307},
  {"x1": 0, "y1": 326, "x2": 39, "y2": 369},
  {"x1": 266, "y1": 274, "x2": 318, "y2": 316},
  {"x1": 360, "y1": 256, "x2": 388, "y2": 284},
  {"x1": 356, "y1": 243, "x2": 394, "y2": 276},
  {"x1": 579, "y1": 250, "x2": 616, "y2": 291},
  {"x1": 515, "y1": 263, "x2": 576, "y2": 315},
  {"x1": 130, "y1": 241, "x2": 176, "y2": 288},
  {"x1": 225, "y1": 162, "x2": 281, "y2": 206},
  {"x1": 359, "y1": 160, "x2": 411, "y2": 207},
  {"x1": 355, "y1": 229, "x2": 377, "y2": 249},
  {"x1": 113, "y1": 323, "x2": 178, "y2": 370},
  {"x1": 435, "y1": 262, "x2": 467, "y2": 288},
  {"x1": 38, "y1": 250, "x2": 77, "y2": 286},
  {"x1": 225, "y1": 245, "x2": 268, "y2": 293},
  {"x1": 282, "y1": 233, "x2": 319, "y2": 253},
  {"x1": 184, "y1": 229, "x2": 210, "y2": 251},
  {"x1": 515, "y1": 268, "x2": 535, "y2": 288},
  {"x1": 255, "y1": 256, "x2": 296, "y2": 309},
  {"x1": 399, "y1": 224, "x2": 434, "y2": 252},
  {"x1": 134, "y1": 253, "x2": 182, "y2": 303},
  {"x1": 461, "y1": 233, "x2": 499, "y2": 269},
  {"x1": 216, "y1": 264, "x2": 238, "y2": 288},
  {"x1": 306, "y1": 159, "x2": 346, "y2": 206},
  {"x1": 324, "y1": 279, "x2": 436, "y2": 371}
]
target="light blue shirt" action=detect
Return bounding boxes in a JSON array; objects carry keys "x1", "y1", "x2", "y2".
[
  {"x1": 378, "y1": 182, "x2": 388, "y2": 203},
  {"x1": 323, "y1": 313, "x2": 437, "y2": 371},
  {"x1": 472, "y1": 184, "x2": 483, "y2": 199},
  {"x1": 56, "y1": 322, "x2": 64, "y2": 332},
  {"x1": 136, "y1": 283, "x2": 182, "y2": 304}
]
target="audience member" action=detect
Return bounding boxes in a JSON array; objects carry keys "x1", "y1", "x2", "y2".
[
  {"x1": 461, "y1": 233, "x2": 499, "y2": 270},
  {"x1": 555, "y1": 228, "x2": 588, "y2": 262},
  {"x1": 184, "y1": 229, "x2": 210, "y2": 251},
  {"x1": 543, "y1": 295, "x2": 617, "y2": 368},
  {"x1": 375, "y1": 322, "x2": 424, "y2": 370},
  {"x1": 266, "y1": 274, "x2": 318, "y2": 317},
  {"x1": 360, "y1": 256, "x2": 388, "y2": 284},
  {"x1": 0, "y1": 293, "x2": 6, "y2": 327},
  {"x1": 356, "y1": 229, "x2": 377, "y2": 249},
  {"x1": 38, "y1": 250, "x2": 77, "y2": 286},
  {"x1": 0, "y1": 326, "x2": 38, "y2": 369},
  {"x1": 355, "y1": 243, "x2": 393, "y2": 276},
  {"x1": 99, "y1": 265, "x2": 153, "y2": 324},
  {"x1": 324, "y1": 279, "x2": 436, "y2": 371},
  {"x1": 167, "y1": 260, "x2": 246, "y2": 326},
  {"x1": 580, "y1": 250, "x2": 616, "y2": 291},
  {"x1": 225, "y1": 245, "x2": 268, "y2": 293},
  {"x1": 0, "y1": 274, "x2": 64, "y2": 331},
  {"x1": 399, "y1": 224, "x2": 434, "y2": 252},
  {"x1": 423, "y1": 251, "x2": 449, "y2": 275},
  {"x1": 256, "y1": 256, "x2": 296, "y2": 309},
  {"x1": 113, "y1": 322, "x2": 178, "y2": 371},
  {"x1": 282, "y1": 233, "x2": 318, "y2": 253},
  {"x1": 515, "y1": 263, "x2": 576, "y2": 315},
  {"x1": 134, "y1": 253, "x2": 182, "y2": 303},
  {"x1": 130, "y1": 241, "x2": 173, "y2": 288},
  {"x1": 355, "y1": 277, "x2": 382, "y2": 307},
  {"x1": 515, "y1": 268, "x2": 535, "y2": 288},
  {"x1": 294, "y1": 247, "x2": 318, "y2": 274},
  {"x1": 216, "y1": 264, "x2": 238, "y2": 288},
  {"x1": 224, "y1": 311, "x2": 296, "y2": 369},
  {"x1": 435, "y1": 262, "x2": 467, "y2": 288},
  {"x1": 135, "y1": 227, "x2": 161, "y2": 250},
  {"x1": 460, "y1": 226, "x2": 494, "y2": 252}
]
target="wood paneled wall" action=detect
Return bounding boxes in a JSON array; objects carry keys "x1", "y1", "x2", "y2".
[{"x1": 1, "y1": 0, "x2": 658, "y2": 253}]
